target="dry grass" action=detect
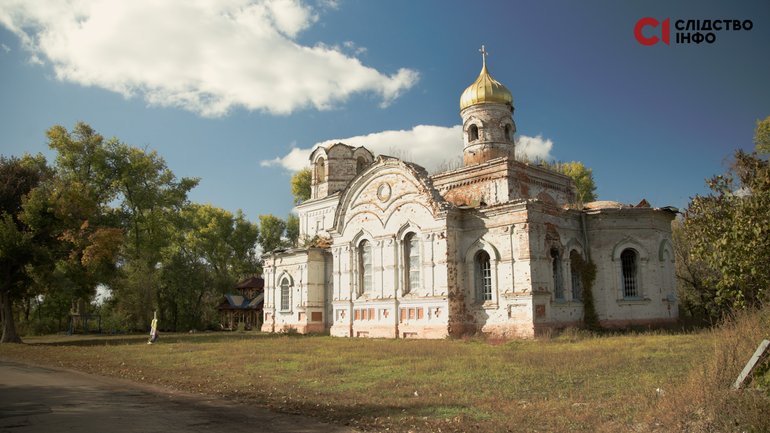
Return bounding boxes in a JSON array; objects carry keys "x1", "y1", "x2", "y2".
[
  {"x1": 0, "y1": 323, "x2": 766, "y2": 432},
  {"x1": 649, "y1": 308, "x2": 770, "y2": 433}
]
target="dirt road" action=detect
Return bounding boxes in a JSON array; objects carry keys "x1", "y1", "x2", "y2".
[{"x1": 0, "y1": 359, "x2": 356, "y2": 433}]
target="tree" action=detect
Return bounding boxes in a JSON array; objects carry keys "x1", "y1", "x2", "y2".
[
  {"x1": 290, "y1": 168, "x2": 311, "y2": 204},
  {"x1": 156, "y1": 204, "x2": 258, "y2": 331},
  {"x1": 551, "y1": 161, "x2": 597, "y2": 204},
  {"x1": 45, "y1": 122, "x2": 199, "y2": 330},
  {"x1": 677, "y1": 119, "x2": 770, "y2": 318},
  {"x1": 755, "y1": 115, "x2": 770, "y2": 154},
  {"x1": 257, "y1": 214, "x2": 287, "y2": 254},
  {"x1": 672, "y1": 219, "x2": 723, "y2": 323},
  {"x1": 285, "y1": 214, "x2": 300, "y2": 248},
  {"x1": 0, "y1": 155, "x2": 49, "y2": 343}
]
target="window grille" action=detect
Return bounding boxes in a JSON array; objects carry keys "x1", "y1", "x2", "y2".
[
  {"x1": 621, "y1": 249, "x2": 638, "y2": 298},
  {"x1": 405, "y1": 233, "x2": 420, "y2": 294},
  {"x1": 280, "y1": 278, "x2": 290, "y2": 311},
  {"x1": 476, "y1": 251, "x2": 492, "y2": 301}
]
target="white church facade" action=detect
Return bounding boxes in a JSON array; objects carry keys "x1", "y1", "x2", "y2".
[{"x1": 261, "y1": 52, "x2": 678, "y2": 339}]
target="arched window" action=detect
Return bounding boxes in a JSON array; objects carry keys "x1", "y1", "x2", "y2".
[
  {"x1": 621, "y1": 249, "x2": 638, "y2": 298},
  {"x1": 315, "y1": 157, "x2": 326, "y2": 183},
  {"x1": 551, "y1": 248, "x2": 564, "y2": 300},
  {"x1": 280, "y1": 277, "x2": 290, "y2": 311},
  {"x1": 404, "y1": 233, "x2": 420, "y2": 294},
  {"x1": 359, "y1": 240, "x2": 372, "y2": 296},
  {"x1": 468, "y1": 124, "x2": 479, "y2": 142},
  {"x1": 356, "y1": 157, "x2": 367, "y2": 174},
  {"x1": 504, "y1": 124, "x2": 512, "y2": 141},
  {"x1": 475, "y1": 250, "x2": 492, "y2": 301},
  {"x1": 569, "y1": 250, "x2": 583, "y2": 301}
]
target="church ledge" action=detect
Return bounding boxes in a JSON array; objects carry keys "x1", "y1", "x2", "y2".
[
  {"x1": 431, "y1": 156, "x2": 511, "y2": 181},
  {"x1": 550, "y1": 300, "x2": 584, "y2": 307},
  {"x1": 399, "y1": 295, "x2": 449, "y2": 302},
  {"x1": 582, "y1": 203, "x2": 679, "y2": 215},
  {"x1": 456, "y1": 199, "x2": 529, "y2": 214},
  {"x1": 501, "y1": 291, "x2": 532, "y2": 299},
  {"x1": 264, "y1": 246, "x2": 329, "y2": 258},
  {"x1": 295, "y1": 191, "x2": 340, "y2": 208},
  {"x1": 615, "y1": 298, "x2": 653, "y2": 305}
]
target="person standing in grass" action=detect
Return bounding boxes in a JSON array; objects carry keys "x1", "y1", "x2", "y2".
[{"x1": 148, "y1": 311, "x2": 159, "y2": 344}]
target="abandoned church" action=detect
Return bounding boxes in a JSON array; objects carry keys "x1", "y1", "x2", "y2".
[{"x1": 261, "y1": 51, "x2": 678, "y2": 339}]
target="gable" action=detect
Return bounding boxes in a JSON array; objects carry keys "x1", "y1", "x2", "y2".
[{"x1": 333, "y1": 157, "x2": 447, "y2": 234}]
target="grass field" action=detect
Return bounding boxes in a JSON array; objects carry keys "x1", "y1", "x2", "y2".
[{"x1": 0, "y1": 329, "x2": 726, "y2": 433}]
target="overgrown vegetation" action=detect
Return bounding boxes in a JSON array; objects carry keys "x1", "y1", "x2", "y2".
[
  {"x1": 651, "y1": 307, "x2": 770, "y2": 432},
  {"x1": 1, "y1": 123, "x2": 302, "y2": 341},
  {"x1": 571, "y1": 254, "x2": 599, "y2": 330},
  {"x1": 676, "y1": 116, "x2": 770, "y2": 324}
]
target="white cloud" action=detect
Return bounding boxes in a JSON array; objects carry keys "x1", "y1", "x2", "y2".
[
  {"x1": 260, "y1": 125, "x2": 555, "y2": 172},
  {"x1": 515, "y1": 134, "x2": 554, "y2": 161},
  {"x1": 0, "y1": 0, "x2": 418, "y2": 117},
  {"x1": 0, "y1": 43, "x2": 9, "y2": 53}
]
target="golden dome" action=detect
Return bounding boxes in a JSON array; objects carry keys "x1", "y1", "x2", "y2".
[{"x1": 460, "y1": 47, "x2": 512, "y2": 110}]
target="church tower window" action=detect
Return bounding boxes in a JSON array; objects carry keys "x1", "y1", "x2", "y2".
[
  {"x1": 468, "y1": 124, "x2": 479, "y2": 142},
  {"x1": 356, "y1": 156, "x2": 367, "y2": 174},
  {"x1": 404, "y1": 233, "x2": 420, "y2": 294},
  {"x1": 315, "y1": 157, "x2": 326, "y2": 183},
  {"x1": 621, "y1": 249, "x2": 639, "y2": 298},
  {"x1": 475, "y1": 250, "x2": 492, "y2": 301},
  {"x1": 359, "y1": 240, "x2": 373, "y2": 296},
  {"x1": 505, "y1": 124, "x2": 512, "y2": 141}
]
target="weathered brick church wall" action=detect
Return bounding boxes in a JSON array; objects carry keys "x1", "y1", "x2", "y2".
[{"x1": 329, "y1": 160, "x2": 452, "y2": 339}]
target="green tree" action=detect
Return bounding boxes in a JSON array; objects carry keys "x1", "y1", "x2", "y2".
[
  {"x1": 0, "y1": 155, "x2": 49, "y2": 342},
  {"x1": 551, "y1": 161, "x2": 597, "y2": 204},
  {"x1": 107, "y1": 140, "x2": 198, "y2": 329},
  {"x1": 285, "y1": 214, "x2": 300, "y2": 248},
  {"x1": 46, "y1": 122, "x2": 198, "y2": 330},
  {"x1": 681, "y1": 149, "x2": 770, "y2": 315},
  {"x1": 154, "y1": 205, "x2": 258, "y2": 332},
  {"x1": 290, "y1": 168, "x2": 312, "y2": 204},
  {"x1": 672, "y1": 219, "x2": 723, "y2": 323},
  {"x1": 755, "y1": 115, "x2": 770, "y2": 154},
  {"x1": 257, "y1": 214, "x2": 287, "y2": 254}
]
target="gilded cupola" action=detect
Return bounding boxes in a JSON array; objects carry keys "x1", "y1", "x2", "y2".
[{"x1": 459, "y1": 46, "x2": 513, "y2": 111}]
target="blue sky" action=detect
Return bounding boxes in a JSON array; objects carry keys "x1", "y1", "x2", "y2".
[{"x1": 1, "y1": 0, "x2": 768, "y2": 222}]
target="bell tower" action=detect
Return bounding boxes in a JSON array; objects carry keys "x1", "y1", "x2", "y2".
[{"x1": 459, "y1": 45, "x2": 516, "y2": 166}]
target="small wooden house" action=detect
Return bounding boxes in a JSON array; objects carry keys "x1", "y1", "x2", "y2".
[{"x1": 218, "y1": 276, "x2": 264, "y2": 330}]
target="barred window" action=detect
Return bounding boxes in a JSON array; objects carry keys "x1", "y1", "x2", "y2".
[
  {"x1": 475, "y1": 250, "x2": 492, "y2": 301},
  {"x1": 359, "y1": 240, "x2": 372, "y2": 296},
  {"x1": 621, "y1": 249, "x2": 638, "y2": 298},
  {"x1": 280, "y1": 278, "x2": 290, "y2": 311},
  {"x1": 404, "y1": 233, "x2": 420, "y2": 294}
]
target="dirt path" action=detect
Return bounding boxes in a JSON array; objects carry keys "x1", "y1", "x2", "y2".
[{"x1": 0, "y1": 359, "x2": 357, "y2": 433}]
